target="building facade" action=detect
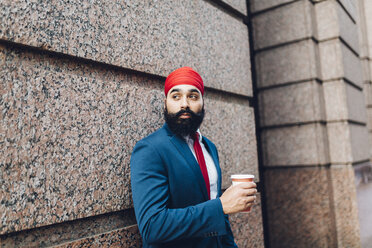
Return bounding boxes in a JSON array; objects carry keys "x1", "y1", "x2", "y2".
[{"x1": 1, "y1": 0, "x2": 371, "y2": 247}]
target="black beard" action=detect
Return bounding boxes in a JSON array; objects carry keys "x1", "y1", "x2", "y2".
[{"x1": 164, "y1": 106, "x2": 205, "y2": 138}]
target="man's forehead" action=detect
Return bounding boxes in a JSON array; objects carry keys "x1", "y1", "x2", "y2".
[{"x1": 169, "y1": 84, "x2": 201, "y2": 94}]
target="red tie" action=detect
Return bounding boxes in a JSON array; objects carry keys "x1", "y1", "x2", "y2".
[{"x1": 193, "y1": 132, "x2": 210, "y2": 199}]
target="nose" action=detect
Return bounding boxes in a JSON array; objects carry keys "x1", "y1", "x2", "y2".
[{"x1": 180, "y1": 96, "x2": 189, "y2": 109}]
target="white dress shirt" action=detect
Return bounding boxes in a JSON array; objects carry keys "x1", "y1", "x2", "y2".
[{"x1": 184, "y1": 130, "x2": 218, "y2": 199}]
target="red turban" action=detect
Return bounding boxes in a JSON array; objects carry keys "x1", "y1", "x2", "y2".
[{"x1": 164, "y1": 67, "x2": 204, "y2": 96}]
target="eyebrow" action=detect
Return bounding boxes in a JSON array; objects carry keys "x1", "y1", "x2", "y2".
[
  {"x1": 169, "y1": 88, "x2": 180, "y2": 94},
  {"x1": 189, "y1": 89, "x2": 200, "y2": 94},
  {"x1": 169, "y1": 88, "x2": 200, "y2": 94}
]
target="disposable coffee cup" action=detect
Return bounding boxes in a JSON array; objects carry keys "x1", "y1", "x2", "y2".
[{"x1": 231, "y1": 174, "x2": 255, "y2": 212}]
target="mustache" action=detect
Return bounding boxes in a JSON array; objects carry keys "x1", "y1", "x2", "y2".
[{"x1": 175, "y1": 109, "x2": 197, "y2": 117}]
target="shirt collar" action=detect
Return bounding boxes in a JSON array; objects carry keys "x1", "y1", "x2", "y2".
[{"x1": 184, "y1": 129, "x2": 202, "y2": 143}]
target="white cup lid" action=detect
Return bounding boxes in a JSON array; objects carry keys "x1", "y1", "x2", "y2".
[{"x1": 231, "y1": 174, "x2": 255, "y2": 179}]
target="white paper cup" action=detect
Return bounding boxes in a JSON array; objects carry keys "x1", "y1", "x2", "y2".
[{"x1": 231, "y1": 174, "x2": 255, "y2": 212}]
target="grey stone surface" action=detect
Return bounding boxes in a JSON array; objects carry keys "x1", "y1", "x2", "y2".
[
  {"x1": 222, "y1": 0, "x2": 247, "y2": 14},
  {"x1": 363, "y1": 82, "x2": 372, "y2": 106},
  {"x1": 261, "y1": 123, "x2": 329, "y2": 166},
  {"x1": 329, "y1": 164, "x2": 361, "y2": 248},
  {"x1": 363, "y1": 0, "x2": 372, "y2": 58},
  {"x1": 256, "y1": 39, "x2": 319, "y2": 88},
  {"x1": 202, "y1": 97, "x2": 259, "y2": 189},
  {"x1": 0, "y1": 44, "x2": 258, "y2": 234},
  {"x1": 0, "y1": 210, "x2": 136, "y2": 247},
  {"x1": 252, "y1": 0, "x2": 316, "y2": 50},
  {"x1": 327, "y1": 122, "x2": 370, "y2": 163},
  {"x1": 315, "y1": 0, "x2": 359, "y2": 53},
  {"x1": 323, "y1": 80, "x2": 367, "y2": 123},
  {"x1": 356, "y1": 0, "x2": 369, "y2": 59},
  {"x1": 319, "y1": 39, "x2": 363, "y2": 87},
  {"x1": 259, "y1": 80, "x2": 325, "y2": 127},
  {"x1": 350, "y1": 124, "x2": 371, "y2": 162},
  {"x1": 250, "y1": 0, "x2": 296, "y2": 13},
  {"x1": 265, "y1": 166, "x2": 335, "y2": 247},
  {"x1": 361, "y1": 59, "x2": 371, "y2": 83},
  {"x1": 265, "y1": 165, "x2": 361, "y2": 247},
  {"x1": 338, "y1": 0, "x2": 357, "y2": 20},
  {"x1": 229, "y1": 194, "x2": 265, "y2": 247},
  {"x1": 367, "y1": 108, "x2": 372, "y2": 131},
  {"x1": 0, "y1": 0, "x2": 252, "y2": 96}
]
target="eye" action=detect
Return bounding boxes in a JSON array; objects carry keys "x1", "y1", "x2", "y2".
[
  {"x1": 189, "y1": 94, "x2": 199, "y2": 100},
  {"x1": 172, "y1": 94, "x2": 180, "y2": 100}
]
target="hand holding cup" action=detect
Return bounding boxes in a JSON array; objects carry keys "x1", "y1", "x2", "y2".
[{"x1": 220, "y1": 174, "x2": 257, "y2": 214}]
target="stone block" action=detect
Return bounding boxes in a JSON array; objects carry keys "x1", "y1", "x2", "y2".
[
  {"x1": 256, "y1": 39, "x2": 319, "y2": 88},
  {"x1": 338, "y1": 0, "x2": 357, "y2": 20},
  {"x1": 0, "y1": 45, "x2": 162, "y2": 234},
  {"x1": 361, "y1": 59, "x2": 371, "y2": 83},
  {"x1": 229, "y1": 193, "x2": 265, "y2": 248},
  {"x1": 327, "y1": 122, "x2": 370, "y2": 163},
  {"x1": 0, "y1": 210, "x2": 136, "y2": 247},
  {"x1": 356, "y1": 0, "x2": 369, "y2": 59},
  {"x1": 367, "y1": 108, "x2": 372, "y2": 131},
  {"x1": 203, "y1": 96, "x2": 258, "y2": 189},
  {"x1": 252, "y1": 0, "x2": 316, "y2": 50},
  {"x1": 319, "y1": 39, "x2": 363, "y2": 87},
  {"x1": 340, "y1": 42, "x2": 362, "y2": 87},
  {"x1": 349, "y1": 124, "x2": 370, "y2": 163},
  {"x1": 249, "y1": 0, "x2": 296, "y2": 13},
  {"x1": 323, "y1": 80, "x2": 367, "y2": 123},
  {"x1": 222, "y1": 0, "x2": 247, "y2": 14},
  {"x1": 315, "y1": 0, "x2": 359, "y2": 53},
  {"x1": 0, "y1": 0, "x2": 252, "y2": 96},
  {"x1": 264, "y1": 167, "x2": 336, "y2": 247},
  {"x1": 265, "y1": 165, "x2": 361, "y2": 247},
  {"x1": 327, "y1": 122, "x2": 352, "y2": 163},
  {"x1": 259, "y1": 80, "x2": 325, "y2": 127},
  {"x1": 261, "y1": 123, "x2": 329, "y2": 166},
  {"x1": 0, "y1": 44, "x2": 258, "y2": 233},
  {"x1": 363, "y1": 82, "x2": 372, "y2": 106},
  {"x1": 365, "y1": 0, "x2": 372, "y2": 58},
  {"x1": 330, "y1": 164, "x2": 361, "y2": 248},
  {"x1": 54, "y1": 225, "x2": 142, "y2": 248}
]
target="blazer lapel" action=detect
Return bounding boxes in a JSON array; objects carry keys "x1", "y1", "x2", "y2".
[{"x1": 169, "y1": 135, "x2": 209, "y2": 200}]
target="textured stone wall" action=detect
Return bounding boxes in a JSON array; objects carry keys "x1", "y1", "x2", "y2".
[
  {"x1": 250, "y1": 0, "x2": 367, "y2": 247},
  {"x1": 356, "y1": 0, "x2": 372, "y2": 246},
  {"x1": 0, "y1": 0, "x2": 264, "y2": 247}
]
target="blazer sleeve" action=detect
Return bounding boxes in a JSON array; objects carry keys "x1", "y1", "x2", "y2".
[
  {"x1": 130, "y1": 140, "x2": 228, "y2": 245},
  {"x1": 221, "y1": 214, "x2": 238, "y2": 247}
]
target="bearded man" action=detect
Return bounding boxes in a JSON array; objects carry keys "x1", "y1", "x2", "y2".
[{"x1": 130, "y1": 67, "x2": 257, "y2": 248}]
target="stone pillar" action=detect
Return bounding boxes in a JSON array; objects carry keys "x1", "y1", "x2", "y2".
[
  {"x1": 356, "y1": 0, "x2": 372, "y2": 246},
  {"x1": 250, "y1": 0, "x2": 365, "y2": 247},
  {"x1": 0, "y1": 1, "x2": 263, "y2": 247}
]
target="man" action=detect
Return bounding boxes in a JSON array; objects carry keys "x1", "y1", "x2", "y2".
[{"x1": 130, "y1": 67, "x2": 257, "y2": 247}]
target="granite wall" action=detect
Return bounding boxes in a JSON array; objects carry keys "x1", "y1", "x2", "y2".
[
  {"x1": 250, "y1": 0, "x2": 369, "y2": 247},
  {"x1": 0, "y1": 0, "x2": 264, "y2": 247},
  {"x1": 3, "y1": 0, "x2": 372, "y2": 247},
  {"x1": 356, "y1": 0, "x2": 372, "y2": 246}
]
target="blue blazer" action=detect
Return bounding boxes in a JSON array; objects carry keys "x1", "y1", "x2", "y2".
[{"x1": 130, "y1": 124, "x2": 237, "y2": 248}]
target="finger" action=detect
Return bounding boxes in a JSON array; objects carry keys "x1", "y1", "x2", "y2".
[
  {"x1": 237, "y1": 182, "x2": 256, "y2": 189},
  {"x1": 239, "y1": 188, "x2": 257, "y2": 196},
  {"x1": 244, "y1": 195, "x2": 256, "y2": 204}
]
